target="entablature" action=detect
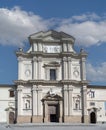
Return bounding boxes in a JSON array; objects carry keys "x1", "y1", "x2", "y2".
[{"x1": 14, "y1": 79, "x2": 88, "y2": 86}]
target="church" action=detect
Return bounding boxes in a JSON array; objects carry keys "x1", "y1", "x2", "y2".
[
  {"x1": 0, "y1": 30, "x2": 106, "y2": 124},
  {"x1": 15, "y1": 30, "x2": 88, "y2": 123}
]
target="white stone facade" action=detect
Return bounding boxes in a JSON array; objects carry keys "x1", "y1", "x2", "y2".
[
  {"x1": 0, "y1": 30, "x2": 106, "y2": 124},
  {"x1": 0, "y1": 85, "x2": 16, "y2": 123},
  {"x1": 14, "y1": 30, "x2": 88, "y2": 123},
  {"x1": 87, "y1": 86, "x2": 106, "y2": 123}
]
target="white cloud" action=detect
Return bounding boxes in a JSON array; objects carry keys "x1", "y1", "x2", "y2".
[
  {"x1": 57, "y1": 13, "x2": 106, "y2": 47},
  {"x1": 0, "y1": 7, "x2": 106, "y2": 47},
  {"x1": 87, "y1": 62, "x2": 106, "y2": 82},
  {"x1": 0, "y1": 6, "x2": 49, "y2": 46},
  {"x1": 71, "y1": 13, "x2": 101, "y2": 22}
]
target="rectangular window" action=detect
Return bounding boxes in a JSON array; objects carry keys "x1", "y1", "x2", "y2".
[
  {"x1": 90, "y1": 102, "x2": 95, "y2": 106},
  {"x1": 50, "y1": 69, "x2": 56, "y2": 80},
  {"x1": 104, "y1": 102, "x2": 106, "y2": 110},
  {"x1": 10, "y1": 90, "x2": 14, "y2": 97},
  {"x1": 88, "y1": 90, "x2": 95, "y2": 98}
]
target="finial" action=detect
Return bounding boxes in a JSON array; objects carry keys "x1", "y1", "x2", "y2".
[{"x1": 19, "y1": 48, "x2": 23, "y2": 52}]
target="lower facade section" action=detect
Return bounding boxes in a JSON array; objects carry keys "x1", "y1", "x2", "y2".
[
  {"x1": 17, "y1": 115, "x2": 89, "y2": 123},
  {"x1": 32, "y1": 116, "x2": 43, "y2": 123},
  {"x1": 64, "y1": 115, "x2": 89, "y2": 123},
  {"x1": 17, "y1": 116, "x2": 32, "y2": 123}
]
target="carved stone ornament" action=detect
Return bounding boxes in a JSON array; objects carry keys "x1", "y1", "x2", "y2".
[
  {"x1": 73, "y1": 67, "x2": 79, "y2": 78},
  {"x1": 25, "y1": 69, "x2": 31, "y2": 77},
  {"x1": 43, "y1": 46, "x2": 60, "y2": 53}
]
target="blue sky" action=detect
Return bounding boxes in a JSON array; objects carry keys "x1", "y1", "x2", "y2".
[{"x1": 0, "y1": 0, "x2": 106, "y2": 85}]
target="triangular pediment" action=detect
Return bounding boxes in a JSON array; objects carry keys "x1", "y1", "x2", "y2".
[
  {"x1": 42, "y1": 93, "x2": 63, "y2": 101},
  {"x1": 5, "y1": 107, "x2": 15, "y2": 111},
  {"x1": 29, "y1": 30, "x2": 75, "y2": 42}
]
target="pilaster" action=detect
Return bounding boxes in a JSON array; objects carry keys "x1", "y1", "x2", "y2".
[
  {"x1": 63, "y1": 85, "x2": 68, "y2": 116},
  {"x1": 59, "y1": 100, "x2": 63, "y2": 122},
  {"x1": 81, "y1": 58, "x2": 86, "y2": 80},
  {"x1": 80, "y1": 49, "x2": 87, "y2": 81},
  {"x1": 17, "y1": 86, "x2": 23, "y2": 115},
  {"x1": 81, "y1": 85, "x2": 87, "y2": 123},
  {"x1": 38, "y1": 43, "x2": 42, "y2": 51},
  {"x1": 18, "y1": 57, "x2": 23, "y2": 80},
  {"x1": 37, "y1": 86, "x2": 42, "y2": 115},
  {"x1": 68, "y1": 57, "x2": 72, "y2": 80},
  {"x1": 32, "y1": 57, "x2": 37, "y2": 80},
  {"x1": 44, "y1": 101, "x2": 48, "y2": 122},
  {"x1": 63, "y1": 57, "x2": 68, "y2": 80},
  {"x1": 68, "y1": 86, "x2": 73, "y2": 115},
  {"x1": 38, "y1": 57, "x2": 42, "y2": 79},
  {"x1": 32, "y1": 86, "x2": 37, "y2": 116},
  {"x1": 63, "y1": 43, "x2": 67, "y2": 52}
]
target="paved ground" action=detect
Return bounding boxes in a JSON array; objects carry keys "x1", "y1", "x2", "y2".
[{"x1": 1, "y1": 123, "x2": 106, "y2": 130}]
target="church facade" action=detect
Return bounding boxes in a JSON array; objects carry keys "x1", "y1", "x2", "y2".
[
  {"x1": 0, "y1": 30, "x2": 106, "y2": 124},
  {"x1": 15, "y1": 30, "x2": 89, "y2": 123}
]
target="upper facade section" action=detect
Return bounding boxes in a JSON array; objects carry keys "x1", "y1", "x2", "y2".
[
  {"x1": 28, "y1": 30, "x2": 76, "y2": 53},
  {"x1": 15, "y1": 30, "x2": 88, "y2": 84}
]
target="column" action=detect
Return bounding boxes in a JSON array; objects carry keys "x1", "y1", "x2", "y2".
[
  {"x1": 38, "y1": 57, "x2": 42, "y2": 80},
  {"x1": 18, "y1": 57, "x2": 23, "y2": 80},
  {"x1": 38, "y1": 43, "x2": 42, "y2": 52},
  {"x1": 32, "y1": 57, "x2": 37, "y2": 80},
  {"x1": 68, "y1": 85, "x2": 73, "y2": 115},
  {"x1": 17, "y1": 86, "x2": 23, "y2": 115},
  {"x1": 68, "y1": 57, "x2": 72, "y2": 80},
  {"x1": 81, "y1": 85, "x2": 87, "y2": 123},
  {"x1": 81, "y1": 57, "x2": 86, "y2": 80},
  {"x1": 45, "y1": 68, "x2": 49, "y2": 80},
  {"x1": 37, "y1": 87, "x2": 42, "y2": 115},
  {"x1": 80, "y1": 49, "x2": 87, "y2": 81},
  {"x1": 33, "y1": 43, "x2": 38, "y2": 51},
  {"x1": 63, "y1": 57, "x2": 68, "y2": 80},
  {"x1": 63, "y1": 85, "x2": 68, "y2": 116},
  {"x1": 59, "y1": 100, "x2": 63, "y2": 122},
  {"x1": 56, "y1": 68, "x2": 59, "y2": 80},
  {"x1": 32, "y1": 85, "x2": 37, "y2": 116},
  {"x1": 44, "y1": 101, "x2": 48, "y2": 122},
  {"x1": 63, "y1": 43, "x2": 67, "y2": 52}
]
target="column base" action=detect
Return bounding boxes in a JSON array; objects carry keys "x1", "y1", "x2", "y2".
[
  {"x1": 17, "y1": 116, "x2": 32, "y2": 123},
  {"x1": 81, "y1": 115, "x2": 89, "y2": 123},
  {"x1": 59, "y1": 117, "x2": 63, "y2": 122},
  {"x1": 64, "y1": 115, "x2": 89, "y2": 123},
  {"x1": 32, "y1": 116, "x2": 43, "y2": 123}
]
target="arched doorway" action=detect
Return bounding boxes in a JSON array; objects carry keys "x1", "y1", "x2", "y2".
[
  {"x1": 48, "y1": 104, "x2": 59, "y2": 122},
  {"x1": 9, "y1": 112, "x2": 15, "y2": 124},
  {"x1": 90, "y1": 112, "x2": 96, "y2": 123},
  {"x1": 42, "y1": 92, "x2": 63, "y2": 123}
]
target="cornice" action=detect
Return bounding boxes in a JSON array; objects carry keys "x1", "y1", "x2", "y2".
[
  {"x1": 14, "y1": 79, "x2": 88, "y2": 86},
  {"x1": 16, "y1": 51, "x2": 32, "y2": 58},
  {"x1": 16, "y1": 51, "x2": 60, "y2": 58},
  {"x1": 80, "y1": 80, "x2": 89, "y2": 85},
  {"x1": 16, "y1": 51, "x2": 82, "y2": 59},
  {"x1": 60, "y1": 80, "x2": 81, "y2": 85}
]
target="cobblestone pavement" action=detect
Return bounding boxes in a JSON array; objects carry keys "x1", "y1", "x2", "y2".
[{"x1": 0, "y1": 123, "x2": 106, "y2": 130}]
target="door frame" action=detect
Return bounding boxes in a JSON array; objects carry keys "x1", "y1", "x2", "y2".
[{"x1": 42, "y1": 93, "x2": 63, "y2": 123}]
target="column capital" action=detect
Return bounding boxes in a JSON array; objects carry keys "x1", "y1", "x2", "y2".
[
  {"x1": 18, "y1": 57, "x2": 23, "y2": 61},
  {"x1": 17, "y1": 88, "x2": 22, "y2": 92},
  {"x1": 68, "y1": 87, "x2": 73, "y2": 91},
  {"x1": 32, "y1": 86, "x2": 42, "y2": 92},
  {"x1": 81, "y1": 57, "x2": 86, "y2": 62},
  {"x1": 63, "y1": 86, "x2": 68, "y2": 91},
  {"x1": 32, "y1": 57, "x2": 37, "y2": 61},
  {"x1": 17, "y1": 85, "x2": 23, "y2": 92},
  {"x1": 63, "y1": 57, "x2": 67, "y2": 62},
  {"x1": 68, "y1": 57, "x2": 72, "y2": 62},
  {"x1": 38, "y1": 56, "x2": 42, "y2": 62}
]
